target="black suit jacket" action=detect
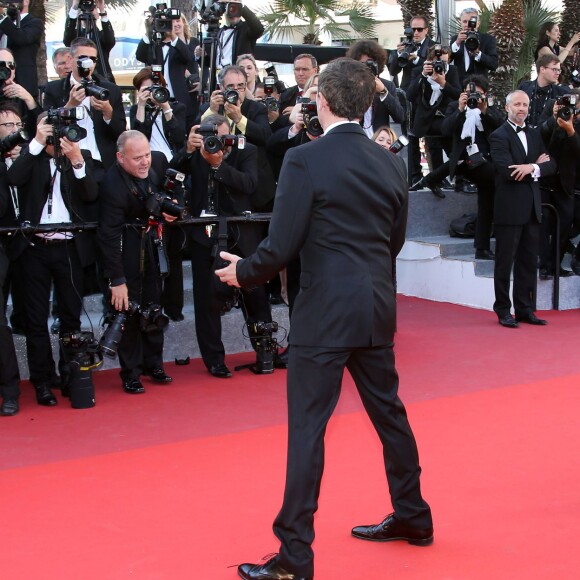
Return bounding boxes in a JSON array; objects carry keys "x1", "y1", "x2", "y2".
[
  {"x1": 63, "y1": 17, "x2": 116, "y2": 82},
  {"x1": 0, "y1": 14, "x2": 43, "y2": 97},
  {"x1": 449, "y1": 32, "x2": 498, "y2": 83},
  {"x1": 216, "y1": 5, "x2": 264, "y2": 65},
  {"x1": 6, "y1": 147, "x2": 99, "y2": 265},
  {"x1": 236, "y1": 123, "x2": 408, "y2": 348},
  {"x1": 43, "y1": 73, "x2": 127, "y2": 169},
  {"x1": 490, "y1": 122, "x2": 557, "y2": 225},
  {"x1": 371, "y1": 78, "x2": 405, "y2": 130},
  {"x1": 388, "y1": 38, "x2": 435, "y2": 91}
]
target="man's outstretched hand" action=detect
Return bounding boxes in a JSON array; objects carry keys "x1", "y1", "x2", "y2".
[{"x1": 215, "y1": 251, "x2": 242, "y2": 287}]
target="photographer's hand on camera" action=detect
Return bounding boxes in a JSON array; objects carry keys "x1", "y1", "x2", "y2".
[
  {"x1": 34, "y1": 117, "x2": 53, "y2": 148},
  {"x1": 374, "y1": 77, "x2": 388, "y2": 95},
  {"x1": 90, "y1": 95, "x2": 113, "y2": 121},
  {"x1": 209, "y1": 89, "x2": 225, "y2": 114},
  {"x1": 186, "y1": 125, "x2": 203, "y2": 154},
  {"x1": 224, "y1": 100, "x2": 243, "y2": 124},
  {"x1": 201, "y1": 141, "x2": 224, "y2": 170},
  {"x1": 455, "y1": 30, "x2": 468, "y2": 48},
  {"x1": 111, "y1": 283, "x2": 129, "y2": 312},
  {"x1": 66, "y1": 84, "x2": 86, "y2": 108},
  {"x1": 59, "y1": 137, "x2": 85, "y2": 167}
]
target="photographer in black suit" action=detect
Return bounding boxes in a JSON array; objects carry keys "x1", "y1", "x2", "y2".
[
  {"x1": 7, "y1": 113, "x2": 99, "y2": 406},
  {"x1": 170, "y1": 115, "x2": 273, "y2": 378},
  {"x1": 490, "y1": 90, "x2": 557, "y2": 328},
  {"x1": 450, "y1": 8, "x2": 498, "y2": 85},
  {"x1": 98, "y1": 131, "x2": 175, "y2": 394},
  {"x1": 43, "y1": 38, "x2": 126, "y2": 174},
  {"x1": 64, "y1": 0, "x2": 116, "y2": 82}
]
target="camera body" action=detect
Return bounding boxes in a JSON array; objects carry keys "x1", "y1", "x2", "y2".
[
  {"x1": 151, "y1": 3, "x2": 181, "y2": 34},
  {"x1": 142, "y1": 169, "x2": 189, "y2": 219},
  {"x1": 197, "y1": 122, "x2": 246, "y2": 154},
  {"x1": 364, "y1": 59, "x2": 379, "y2": 77},
  {"x1": 466, "y1": 82, "x2": 483, "y2": 109},
  {"x1": 431, "y1": 45, "x2": 445, "y2": 75},
  {"x1": 261, "y1": 76, "x2": 278, "y2": 112},
  {"x1": 298, "y1": 97, "x2": 323, "y2": 137},
  {"x1": 557, "y1": 94, "x2": 579, "y2": 121},
  {"x1": 77, "y1": 58, "x2": 110, "y2": 100},
  {"x1": 78, "y1": 0, "x2": 96, "y2": 13},
  {"x1": 465, "y1": 16, "x2": 480, "y2": 52},
  {"x1": 147, "y1": 64, "x2": 170, "y2": 104},
  {"x1": 0, "y1": 60, "x2": 12, "y2": 87},
  {"x1": 397, "y1": 27, "x2": 417, "y2": 68},
  {"x1": 202, "y1": 1, "x2": 242, "y2": 24},
  {"x1": 46, "y1": 106, "x2": 88, "y2": 145}
]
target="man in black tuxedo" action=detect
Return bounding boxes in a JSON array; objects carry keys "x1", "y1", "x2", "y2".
[
  {"x1": 43, "y1": 37, "x2": 126, "y2": 173},
  {"x1": 217, "y1": 58, "x2": 433, "y2": 580},
  {"x1": 0, "y1": 0, "x2": 42, "y2": 98},
  {"x1": 170, "y1": 115, "x2": 273, "y2": 378},
  {"x1": 7, "y1": 114, "x2": 99, "y2": 406},
  {"x1": 98, "y1": 131, "x2": 175, "y2": 394},
  {"x1": 490, "y1": 90, "x2": 557, "y2": 328},
  {"x1": 449, "y1": 8, "x2": 498, "y2": 85},
  {"x1": 64, "y1": 0, "x2": 116, "y2": 82}
]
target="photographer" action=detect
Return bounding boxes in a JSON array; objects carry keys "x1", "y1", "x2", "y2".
[
  {"x1": 170, "y1": 115, "x2": 274, "y2": 378},
  {"x1": 6, "y1": 112, "x2": 99, "y2": 406},
  {"x1": 98, "y1": 131, "x2": 176, "y2": 394},
  {"x1": 43, "y1": 38, "x2": 126, "y2": 174},
  {"x1": 136, "y1": 6, "x2": 198, "y2": 131},
  {"x1": 63, "y1": 0, "x2": 116, "y2": 82},
  {"x1": 450, "y1": 8, "x2": 498, "y2": 85},
  {"x1": 407, "y1": 45, "x2": 461, "y2": 195},
  {"x1": 536, "y1": 97, "x2": 580, "y2": 279},
  {"x1": 254, "y1": 79, "x2": 281, "y2": 126},
  {"x1": 346, "y1": 40, "x2": 405, "y2": 136},
  {"x1": 0, "y1": 0, "x2": 42, "y2": 98}
]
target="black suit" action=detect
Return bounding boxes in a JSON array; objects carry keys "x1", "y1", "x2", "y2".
[
  {"x1": 0, "y1": 13, "x2": 43, "y2": 97},
  {"x1": 235, "y1": 123, "x2": 432, "y2": 578},
  {"x1": 368, "y1": 78, "x2": 405, "y2": 131},
  {"x1": 43, "y1": 73, "x2": 127, "y2": 170},
  {"x1": 7, "y1": 146, "x2": 99, "y2": 387},
  {"x1": 388, "y1": 38, "x2": 435, "y2": 91},
  {"x1": 490, "y1": 122, "x2": 557, "y2": 318},
  {"x1": 98, "y1": 153, "x2": 169, "y2": 381},
  {"x1": 449, "y1": 32, "x2": 498, "y2": 84},
  {"x1": 215, "y1": 5, "x2": 264, "y2": 67}
]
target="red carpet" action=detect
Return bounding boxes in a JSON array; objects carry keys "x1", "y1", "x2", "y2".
[{"x1": 1, "y1": 297, "x2": 579, "y2": 578}]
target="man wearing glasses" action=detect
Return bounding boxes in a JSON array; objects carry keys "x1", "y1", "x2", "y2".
[
  {"x1": 43, "y1": 37, "x2": 126, "y2": 174},
  {"x1": 518, "y1": 54, "x2": 569, "y2": 128}
]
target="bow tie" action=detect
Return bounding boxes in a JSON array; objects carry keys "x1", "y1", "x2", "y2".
[
  {"x1": 161, "y1": 42, "x2": 171, "y2": 47},
  {"x1": 222, "y1": 25, "x2": 236, "y2": 31},
  {"x1": 516, "y1": 125, "x2": 528, "y2": 134}
]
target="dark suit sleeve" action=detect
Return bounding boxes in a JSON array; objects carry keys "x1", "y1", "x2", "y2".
[
  {"x1": 242, "y1": 102, "x2": 271, "y2": 146},
  {"x1": 100, "y1": 20, "x2": 116, "y2": 52},
  {"x1": 378, "y1": 79, "x2": 405, "y2": 125},
  {"x1": 0, "y1": 163, "x2": 8, "y2": 218},
  {"x1": 478, "y1": 35, "x2": 498, "y2": 72},
  {"x1": 63, "y1": 17, "x2": 77, "y2": 46},
  {"x1": 136, "y1": 39, "x2": 153, "y2": 65},
  {"x1": 173, "y1": 38, "x2": 195, "y2": 69},
  {"x1": 102, "y1": 85, "x2": 127, "y2": 139},
  {"x1": 442, "y1": 67, "x2": 461, "y2": 99},
  {"x1": 214, "y1": 145, "x2": 257, "y2": 197},
  {"x1": 68, "y1": 150, "x2": 99, "y2": 204},
  {"x1": 406, "y1": 74, "x2": 423, "y2": 104},
  {"x1": 441, "y1": 104, "x2": 462, "y2": 137},
  {"x1": 241, "y1": 6, "x2": 265, "y2": 41},
  {"x1": 0, "y1": 15, "x2": 42, "y2": 46},
  {"x1": 6, "y1": 146, "x2": 38, "y2": 187}
]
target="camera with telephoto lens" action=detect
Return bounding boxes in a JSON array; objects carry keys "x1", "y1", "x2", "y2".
[
  {"x1": 431, "y1": 45, "x2": 445, "y2": 75},
  {"x1": 466, "y1": 82, "x2": 483, "y2": 109},
  {"x1": 141, "y1": 169, "x2": 189, "y2": 219},
  {"x1": 397, "y1": 27, "x2": 417, "y2": 68},
  {"x1": 557, "y1": 94, "x2": 579, "y2": 121},
  {"x1": 248, "y1": 321, "x2": 279, "y2": 374},
  {"x1": 261, "y1": 76, "x2": 278, "y2": 112},
  {"x1": 364, "y1": 59, "x2": 379, "y2": 77},
  {"x1": 46, "y1": 106, "x2": 88, "y2": 145},
  {"x1": 0, "y1": 127, "x2": 28, "y2": 156},
  {"x1": 197, "y1": 122, "x2": 246, "y2": 154},
  {"x1": 139, "y1": 303, "x2": 170, "y2": 333},
  {"x1": 99, "y1": 301, "x2": 140, "y2": 358},
  {"x1": 77, "y1": 58, "x2": 110, "y2": 100},
  {"x1": 388, "y1": 135, "x2": 409, "y2": 154},
  {"x1": 465, "y1": 16, "x2": 480, "y2": 52},
  {"x1": 147, "y1": 64, "x2": 170, "y2": 104},
  {"x1": 298, "y1": 97, "x2": 323, "y2": 137},
  {"x1": 0, "y1": 1, "x2": 22, "y2": 21},
  {"x1": 150, "y1": 3, "x2": 180, "y2": 34}
]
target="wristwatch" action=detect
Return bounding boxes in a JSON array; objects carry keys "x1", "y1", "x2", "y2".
[{"x1": 72, "y1": 161, "x2": 84, "y2": 169}]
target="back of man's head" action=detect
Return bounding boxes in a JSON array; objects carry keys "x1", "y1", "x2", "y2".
[{"x1": 318, "y1": 58, "x2": 375, "y2": 121}]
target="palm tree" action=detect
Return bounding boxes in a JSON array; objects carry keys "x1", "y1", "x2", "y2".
[
  {"x1": 258, "y1": 0, "x2": 377, "y2": 45},
  {"x1": 395, "y1": 0, "x2": 433, "y2": 29}
]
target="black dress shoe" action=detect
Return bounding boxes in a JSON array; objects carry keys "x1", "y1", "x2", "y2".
[
  {"x1": 515, "y1": 313, "x2": 547, "y2": 325},
  {"x1": 166, "y1": 312, "x2": 184, "y2": 322},
  {"x1": 475, "y1": 249, "x2": 495, "y2": 260},
  {"x1": 427, "y1": 182, "x2": 446, "y2": 198},
  {"x1": 498, "y1": 315, "x2": 519, "y2": 328},
  {"x1": 122, "y1": 377, "x2": 145, "y2": 394},
  {"x1": 351, "y1": 513, "x2": 433, "y2": 546},
  {"x1": 1, "y1": 398, "x2": 19, "y2": 416},
  {"x1": 539, "y1": 268, "x2": 554, "y2": 281},
  {"x1": 275, "y1": 346, "x2": 289, "y2": 368},
  {"x1": 50, "y1": 318, "x2": 61, "y2": 334},
  {"x1": 440, "y1": 178, "x2": 454, "y2": 190},
  {"x1": 238, "y1": 556, "x2": 311, "y2": 580},
  {"x1": 409, "y1": 178, "x2": 426, "y2": 191},
  {"x1": 269, "y1": 293, "x2": 286, "y2": 305},
  {"x1": 34, "y1": 384, "x2": 57, "y2": 406},
  {"x1": 209, "y1": 363, "x2": 232, "y2": 378},
  {"x1": 558, "y1": 267, "x2": 574, "y2": 277},
  {"x1": 143, "y1": 368, "x2": 173, "y2": 383}
]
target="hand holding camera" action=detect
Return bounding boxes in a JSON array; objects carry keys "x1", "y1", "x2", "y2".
[
  {"x1": 35, "y1": 117, "x2": 54, "y2": 148},
  {"x1": 209, "y1": 89, "x2": 225, "y2": 114},
  {"x1": 186, "y1": 124, "x2": 203, "y2": 153},
  {"x1": 58, "y1": 137, "x2": 84, "y2": 167}
]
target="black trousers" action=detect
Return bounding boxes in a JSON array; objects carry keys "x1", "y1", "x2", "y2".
[
  {"x1": 161, "y1": 226, "x2": 186, "y2": 318},
  {"x1": 274, "y1": 344, "x2": 432, "y2": 578},
  {"x1": 0, "y1": 245, "x2": 20, "y2": 399},
  {"x1": 493, "y1": 221, "x2": 540, "y2": 318},
  {"x1": 406, "y1": 135, "x2": 423, "y2": 185},
  {"x1": 2, "y1": 256, "x2": 27, "y2": 331},
  {"x1": 22, "y1": 240, "x2": 83, "y2": 387},
  {"x1": 539, "y1": 187, "x2": 574, "y2": 272},
  {"x1": 189, "y1": 238, "x2": 271, "y2": 369}
]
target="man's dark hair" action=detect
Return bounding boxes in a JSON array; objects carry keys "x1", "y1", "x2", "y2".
[
  {"x1": 536, "y1": 53, "x2": 559, "y2": 71},
  {"x1": 202, "y1": 113, "x2": 229, "y2": 128},
  {"x1": 0, "y1": 101, "x2": 23, "y2": 119},
  {"x1": 70, "y1": 37, "x2": 98, "y2": 56},
  {"x1": 410, "y1": 15, "x2": 429, "y2": 29},
  {"x1": 318, "y1": 57, "x2": 375, "y2": 120},
  {"x1": 463, "y1": 74, "x2": 489, "y2": 92},
  {"x1": 294, "y1": 53, "x2": 318, "y2": 69},
  {"x1": 346, "y1": 40, "x2": 387, "y2": 75}
]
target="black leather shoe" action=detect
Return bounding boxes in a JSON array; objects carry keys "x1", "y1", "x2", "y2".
[
  {"x1": 351, "y1": 513, "x2": 433, "y2": 545},
  {"x1": 35, "y1": 384, "x2": 57, "y2": 406},
  {"x1": 50, "y1": 318, "x2": 61, "y2": 334},
  {"x1": 143, "y1": 368, "x2": 173, "y2": 383},
  {"x1": 409, "y1": 178, "x2": 426, "y2": 191},
  {"x1": 558, "y1": 267, "x2": 574, "y2": 277},
  {"x1": 209, "y1": 363, "x2": 232, "y2": 378},
  {"x1": 539, "y1": 268, "x2": 554, "y2": 281},
  {"x1": 275, "y1": 346, "x2": 289, "y2": 368},
  {"x1": 515, "y1": 313, "x2": 547, "y2": 325},
  {"x1": 238, "y1": 556, "x2": 311, "y2": 580},
  {"x1": 498, "y1": 315, "x2": 519, "y2": 328},
  {"x1": 123, "y1": 377, "x2": 145, "y2": 394},
  {"x1": 440, "y1": 178, "x2": 454, "y2": 190},
  {"x1": 1, "y1": 398, "x2": 19, "y2": 416},
  {"x1": 463, "y1": 182, "x2": 478, "y2": 193},
  {"x1": 475, "y1": 249, "x2": 495, "y2": 260},
  {"x1": 269, "y1": 293, "x2": 286, "y2": 305},
  {"x1": 427, "y1": 182, "x2": 446, "y2": 198}
]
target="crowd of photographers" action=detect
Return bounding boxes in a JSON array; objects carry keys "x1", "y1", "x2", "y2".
[{"x1": 0, "y1": 1, "x2": 579, "y2": 416}]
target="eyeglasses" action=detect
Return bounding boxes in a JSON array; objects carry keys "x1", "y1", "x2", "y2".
[
  {"x1": 547, "y1": 67, "x2": 561, "y2": 73},
  {"x1": 412, "y1": 27, "x2": 425, "y2": 32},
  {"x1": 225, "y1": 83, "x2": 246, "y2": 91},
  {"x1": 0, "y1": 122, "x2": 23, "y2": 129},
  {"x1": 0, "y1": 61, "x2": 15, "y2": 70},
  {"x1": 77, "y1": 55, "x2": 98, "y2": 63}
]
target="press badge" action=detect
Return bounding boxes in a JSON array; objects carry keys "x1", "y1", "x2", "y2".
[{"x1": 466, "y1": 144, "x2": 479, "y2": 156}]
